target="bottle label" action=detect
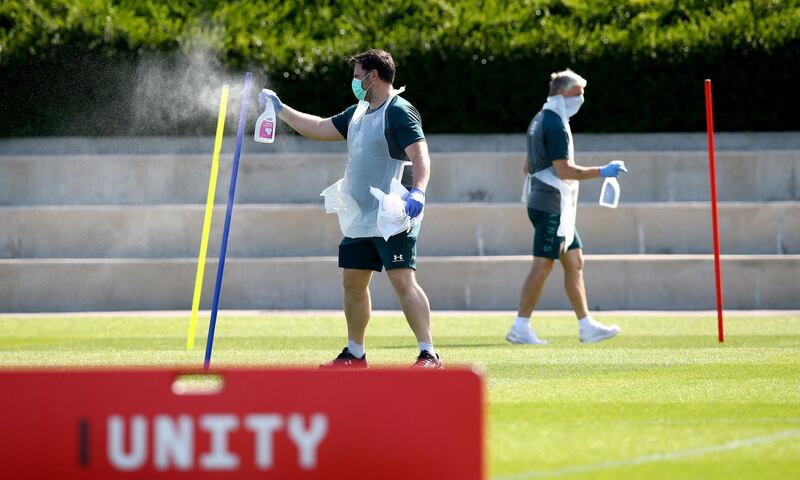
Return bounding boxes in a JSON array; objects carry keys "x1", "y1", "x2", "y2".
[{"x1": 258, "y1": 120, "x2": 274, "y2": 140}]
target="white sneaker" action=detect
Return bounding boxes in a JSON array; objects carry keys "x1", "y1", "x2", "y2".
[
  {"x1": 579, "y1": 319, "x2": 620, "y2": 343},
  {"x1": 505, "y1": 324, "x2": 548, "y2": 345}
]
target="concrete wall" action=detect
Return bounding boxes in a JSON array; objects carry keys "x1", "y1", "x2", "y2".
[
  {"x1": 3, "y1": 132, "x2": 800, "y2": 155},
  {"x1": 2, "y1": 151, "x2": 799, "y2": 205},
  {"x1": 2, "y1": 134, "x2": 797, "y2": 312},
  {"x1": 1, "y1": 256, "x2": 797, "y2": 312},
  {"x1": 2, "y1": 202, "x2": 797, "y2": 258}
]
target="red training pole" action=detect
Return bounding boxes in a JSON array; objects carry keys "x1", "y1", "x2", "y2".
[{"x1": 704, "y1": 79, "x2": 724, "y2": 342}]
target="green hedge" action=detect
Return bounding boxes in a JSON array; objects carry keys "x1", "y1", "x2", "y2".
[{"x1": 1, "y1": 0, "x2": 798, "y2": 135}]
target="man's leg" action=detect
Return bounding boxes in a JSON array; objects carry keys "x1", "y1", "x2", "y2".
[
  {"x1": 386, "y1": 268, "x2": 442, "y2": 368},
  {"x1": 386, "y1": 268, "x2": 431, "y2": 344},
  {"x1": 560, "y1": 248, "x2": 620, "y2": 343},
  {"x1": 342, "y1": 268, "x2": 374, "y2": 344},
  {"x1": 517, "y1": 256, "x2": 556, "y2": 318},
  {"x1": 507, "y1": 256, "x2": 554, "y2": 344},
  {"x1": 559, "y1": 248, "x2": 589, "y2": 319},
  {"x1": 508, "y1": 208, "x2": 560, "y2": 344},
  {"x1": 321, "y1": 237, "x2": 382, "y2": 368},
  {"x1": 374, "y1": 229, "x2": 441, "y2": 367}
]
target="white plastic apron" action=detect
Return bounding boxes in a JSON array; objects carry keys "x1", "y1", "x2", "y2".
[
  {"x1": 532, "y1": 167, "x2": 579, "y2": 252},
  {"x1": 320, "y1": 178, "x2": 360, "y2": 234},
  {"x1": 321, "y1": 88, "x2": 407, "y2": 238}
]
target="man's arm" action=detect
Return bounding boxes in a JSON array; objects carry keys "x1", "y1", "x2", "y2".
[
  {"x1": 404, "y1": 140, "x2": 430, "y2": 192},
  {"x1": 552, "y1": 158, "x2": 602, "y2": 181},
  {"x1": 552, "y1": 158, "x2": 628, "y2": 181},
  {"x1": 278, "y1": 106, "x2": 344, "y2": 141},
  {"x1": 402, "y1": 140, "x2": 430, "y2": 218}
]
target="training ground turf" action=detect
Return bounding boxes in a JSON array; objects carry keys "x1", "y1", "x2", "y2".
[{"x1": 1, "y1": 311, "x2": 798, "y2": 479}]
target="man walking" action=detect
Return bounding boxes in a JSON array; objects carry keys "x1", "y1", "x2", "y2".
[
  {"x1": 507, "y1": 69, "x2": 627, "y2": 345},
  {"x1": 259, "y1": 49, "x2": 441, "y2": 368}
]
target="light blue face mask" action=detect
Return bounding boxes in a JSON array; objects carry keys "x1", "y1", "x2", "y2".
[
  {"x1": 351, "y1": 71, "x2": 375, "y2": 101},
  {"x1": 564, "y1": 95, "x2": 585, "y2": 117}
]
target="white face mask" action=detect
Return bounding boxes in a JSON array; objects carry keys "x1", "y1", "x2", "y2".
[{"x1": 564, "y1": 95, "x2": 584, "y2": 117}]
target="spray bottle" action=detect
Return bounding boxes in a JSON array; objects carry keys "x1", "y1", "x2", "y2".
[
  {"x1": 254, "y1": 100, "x2": 276, "y2": 143},
  {"x1": 599, "y1": 177, "x2": 620, "y2": 208}
]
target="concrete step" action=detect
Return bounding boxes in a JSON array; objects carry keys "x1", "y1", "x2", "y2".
[
  {"x1": 3, "y1": 151, "x2": 799, "y2": 205},
  {"x1": 1, "y1": 255, "x2": 798, "y2": 312},
  {"x1": 3, "y1": 202, "x2": 797, "y2": 258}
]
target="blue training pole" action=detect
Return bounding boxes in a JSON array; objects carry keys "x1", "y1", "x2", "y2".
[{"x1": 204, "y1": 72, "x2": 253, "y2": 369}]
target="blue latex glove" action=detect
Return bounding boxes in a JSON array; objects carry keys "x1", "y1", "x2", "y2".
[
  {"x1": 258, "y1": 88, "x2": 284, "y2": 113},
  {"x1": 404, "y1": 188, "x2": 425, "y2": 218},
  {"x1": 599, "y1": 160, "x2": 628, "y2": 177}
]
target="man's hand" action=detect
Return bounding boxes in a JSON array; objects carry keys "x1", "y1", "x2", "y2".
[
  {"x1": 258, "y1": 88, "x2": 284, "y2": 113},
  {"x1": 404, "y1": 188, "x2": 425, "y2": 218},
  {"x1": 599, "y1": 160, "x2": 628, "y2": 178}
]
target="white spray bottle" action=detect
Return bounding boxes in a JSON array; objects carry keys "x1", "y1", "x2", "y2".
[
  {"x1": 599, "y1": 177, "x2": 620, "y2": 208},
  {"x1": 254, "y1": 100, "x2": 276, "y2": 143}
]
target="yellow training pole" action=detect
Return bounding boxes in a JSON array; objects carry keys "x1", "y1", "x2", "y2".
[{"x1": 187, "y1": 84, "x2": 229, "y2": 349}]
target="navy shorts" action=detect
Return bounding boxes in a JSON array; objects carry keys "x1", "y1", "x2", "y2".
[
  {"x1": 528, "y1": 208, "x2": 582, "y2": 259},
  {"x1": 338, "y1": 228, "x2": 418, "y2": 271}
]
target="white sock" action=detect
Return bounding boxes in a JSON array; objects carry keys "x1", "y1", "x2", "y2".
[
  {"x1": 514, "y1": 316, "x2": 531, "y2": 328},
  {"x1": 578, "y1": 316, "x2": 594, "y2": 328},
  {"x1": 347, "y1": 339, "x2": 365, "y2": 358},
  {"x1": 418, "y1": 342, "x2": 436, "y2": 357}
]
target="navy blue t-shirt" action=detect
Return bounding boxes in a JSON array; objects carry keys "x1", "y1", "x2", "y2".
[
  {"x1": 331, "y1": 95, "x2": 426, "y2": 188},
  {"x1": 527, "y1": 109, "x2": 571, "y2": 213}
]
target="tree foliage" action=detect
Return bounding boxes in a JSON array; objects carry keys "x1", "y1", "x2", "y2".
[{"x1": 1, "y1": 0, "x2": 798, "y2": 135}]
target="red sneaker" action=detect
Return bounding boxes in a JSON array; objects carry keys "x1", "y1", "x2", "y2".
[
  {"x1": 412, "y1": 351, "x2": 443, "y2": 369},
  {"x1": 319, "y1": 347, "x2": 368, "y2": 369}
]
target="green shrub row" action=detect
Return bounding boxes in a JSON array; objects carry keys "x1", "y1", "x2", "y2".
[{"x1": 1, "y1": 0, "x2": 798, "y2": 135}]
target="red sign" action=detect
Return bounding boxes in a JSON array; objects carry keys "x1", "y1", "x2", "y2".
[{"x1": 0, "y1": 368, "x2": 484, "y2": 479}]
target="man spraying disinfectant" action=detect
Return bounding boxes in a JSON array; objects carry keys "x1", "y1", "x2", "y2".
[
  {"x1": 258, "y1": 49, "x2": 442, "y2": 368},
  {"x1": 507, "y1": 69, "x2": 628, "y2": 345}
]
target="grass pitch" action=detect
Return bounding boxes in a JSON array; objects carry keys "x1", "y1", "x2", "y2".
[{"x1": 1, "y1": 311, "x2": 799, "y2": 479}]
